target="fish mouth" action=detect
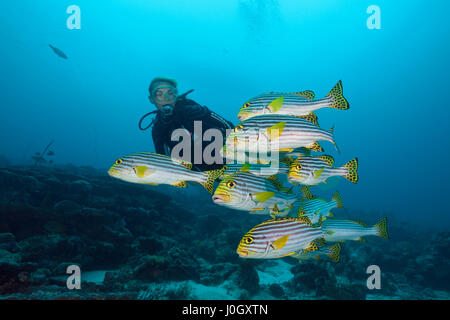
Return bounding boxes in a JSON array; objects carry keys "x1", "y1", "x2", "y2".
[
  {"x1": 108, "y1": 167, "x2": 117, "y2": 177},
  {"x1": 237, "y1": 249, "x2": 248, "y2": 257},
  {"x1": 212, "y1": 193, "x2": 230, "y2": 203}
]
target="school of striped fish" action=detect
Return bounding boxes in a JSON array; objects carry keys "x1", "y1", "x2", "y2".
[{"x1": 108, "y1": 80, "x2": 388, "y2": 265}]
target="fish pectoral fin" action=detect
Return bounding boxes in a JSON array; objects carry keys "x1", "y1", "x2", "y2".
[
  {"x1": 135, "y1": 166, "x2": 154, "y2": 178},
  {"x1": 272, "y1": 235, "x2": 290, "y2": 250},
  {"x1": 313, "y1": 168, "x2": 325, "y2": 179},
  {"x1": 252, "y1": 191, "x2": 275, "y2": 203},
  {"x1": 266, "y1": 122, "x2": 286, "y2": 141},
  {"x1": 267, "y1": 96, "x2": 284, "y2": 112},
  {"x1": 172, "y1": 181, "x2": 187, "y2": 188}
]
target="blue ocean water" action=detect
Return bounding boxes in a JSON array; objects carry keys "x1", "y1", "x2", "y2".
[{"x1": 0, "y1": 0, "x2": 449, "y2": 300}]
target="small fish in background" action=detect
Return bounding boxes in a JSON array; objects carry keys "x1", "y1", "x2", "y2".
[
  {"x1": 108, "y1": 152, "x2": 223, "y2": 194},
  {"x1": 236, "y1": 217, "x2": 326, "y2": 259},
  {"x1": 31, "y1": 152, "x2": 47, "y2": 164},
  {"x1": 291, "y1": 190, "x2": 344, "y2": 224},
  {"x1": 288, "y1": 155, "x2": 358, "y2": 185},
  {"x1": 49, "y1": 44, "x2": 68, "y2": 59},
  {"x1": 32, "y1": 140, "x2": 55, "y2": 167},
  {"x1": 292, "y1": 242, "x2": 341, "y2": 263},
  {"x1": 212, "y1": 171, "x2": 297, "y2": 216},
  {"x1": 322, "y1": 217, "x2": 389, "y2": 242},
  {"x1": 237, "y1": 80, "x2": 349, "y2": 121}
]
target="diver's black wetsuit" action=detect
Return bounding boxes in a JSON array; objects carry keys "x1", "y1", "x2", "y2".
[{"x1": 152, "y1": 97, "x2": 234, "y2": 171}]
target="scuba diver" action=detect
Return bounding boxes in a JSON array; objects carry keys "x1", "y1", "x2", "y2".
[{"x1": 139, "y1": 77, "x2": 234, "y2": 171}]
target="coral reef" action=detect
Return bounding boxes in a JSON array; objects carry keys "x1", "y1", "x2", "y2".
[{"x1": 0, "y1": 165, "x2": 448, "y2": 299}]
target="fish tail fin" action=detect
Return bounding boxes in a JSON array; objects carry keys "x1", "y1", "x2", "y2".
[
  {"x1": 202, "y1": 168, "x2": 224, "y2": 194},
  {"x1": 326, "y1": 80, "x2": 349, "y2": 110},
  {"x1": 342, "y1": 157, "x2": 358, "y2": 183},
  {"x1": 374, "y1": 217, "x2": 389, "y2": 239},
  {"x1": 332, "y1": 191, "x2": 343, "y2": 208},
  {"x1": 327, "y1": 244, "x2": 341, "y2": 263}
]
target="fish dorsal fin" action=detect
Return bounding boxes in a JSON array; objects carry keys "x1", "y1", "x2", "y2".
[
  {"x1": 266, "y1": 122, "x2": 286, "y2": 140},
  {"x1": 272, "y1": 235, "x2": 290, "y2": 250},
  {"x1": 351, "y1": 220, "x2": 367, "y2": 228},
  {"x1": 252, "y1": 191, "x2": 275, "y2": 203},
  {"x1": 172, "y1": 158, "x2": 193, "y2": 170},
  {"x1": 172, "y1": 181, "x2": 187, "y2": 188},
  {"x1": 296, "y1": 216, "x2": 312, "y2": 226},
  {"x1": 293, "y1": 90, "x2": 315, "y2": 100},
  {"x1": 267, "y1": 96, "x2": 284, "y2": 112},
  {"x1": 181, "y1": 161, "x2": 192, "y2": 170},
  {"x1": 306, "y1": 142, "x2": 324, "y2": 152},
  {"x1": 317, "y1": 155, "x2": 335, "y2": 166},
  {"x1": 300, "y1": 114, "x2": 319, "y2": 126}
]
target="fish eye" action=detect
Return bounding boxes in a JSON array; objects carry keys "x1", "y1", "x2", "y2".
[
  {"x1": 223, "y1": 165, "x2": 228, "y2": 170},
  {"x1": 296, "y1": 164, "x2": 301, "y2": 171},
  {"x1": 242, "y1": 102, "x2": 250, "y2": 109},
  {"x1": 226, "y1": 180, "x2": 236, "y2": 188},
  {"x1": 244, "y1": 236, "x2": 253, "y2": 244},
  {"x1": 115, "y1": 158, "x2": 123, "y2": 165}
]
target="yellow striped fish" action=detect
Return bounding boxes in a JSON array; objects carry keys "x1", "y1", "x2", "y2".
[
  {"x1": 224, "y1": 115, "x2": 338, "y2": 159},
  {"x1": 212, "y1": 171, "x2": 296, "y2": 216},
  {"x1": 108, "y1": 152, "x2": 223, "y2": 194},
  {"x1": 236, "y1": 217, "x2": 326, "y2": 259},
  {"x1": 288, "y1": 155, "x2": 358, "y2": 185},
  {"x1": 237, "y1": 81, "x2": 349, "y2": 121},
  {"x1": 323, "y1": 218, "x2": 389, "y2": 242},
  {"x1": 289, "y1": 190, "x2": 344, "y2": 224}
]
